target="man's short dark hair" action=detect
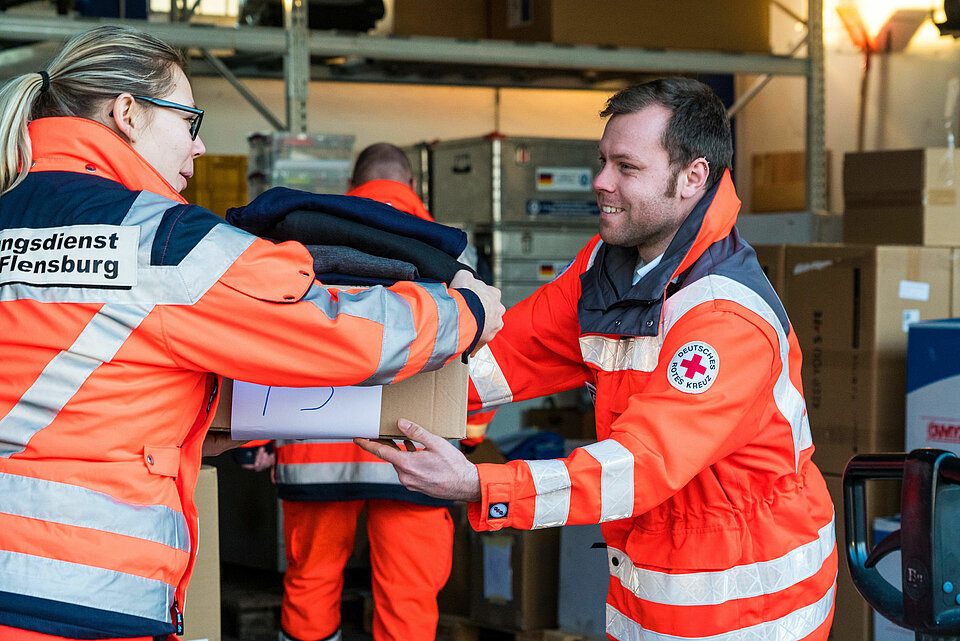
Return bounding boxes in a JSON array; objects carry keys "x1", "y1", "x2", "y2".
[
  {"x1": 351, "y1": 142, "x2": 413, "y2": 187},
  {"x1": 600, "y1": 78, "x2": 732, "y2": 192}
]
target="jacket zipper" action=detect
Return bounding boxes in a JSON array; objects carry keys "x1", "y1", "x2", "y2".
[{"x1": 172, "y1": 599, "x2": 184, "y2": 634}]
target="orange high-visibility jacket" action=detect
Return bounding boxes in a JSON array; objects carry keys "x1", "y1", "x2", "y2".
[
  {"x1": 0, "y1": 118, "x2": 479, "y2": 639},
  {"x1": 467, "y1": 172, "x2": 837, "y2": 640},
  {"x1": 274, "y1": 179, "x2": 448, "y2": 506}
]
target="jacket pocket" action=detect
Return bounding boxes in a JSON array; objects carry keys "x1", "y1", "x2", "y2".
[
  {"x1": 624, "y1": 518, "x2": 744, "y2": 571},
  {"x1": 143, "y1": 445, "x2": 180, "y2": 478}
]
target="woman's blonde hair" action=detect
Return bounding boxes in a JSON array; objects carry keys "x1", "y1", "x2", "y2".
[{"x1": 0, "y1": 25, "x2": 186, "y2": 195}]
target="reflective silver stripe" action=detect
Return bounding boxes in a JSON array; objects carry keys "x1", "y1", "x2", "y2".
[
  {"x1": 469, "y1": 345, "x2": 513, "y2": 409},
  {"x1": 661, "y1": 275, "x2": 813, "y2": 466},
  {"x1": 583, "y1": 439, "x2": 635, "y2": 522},
  {"x1": 0, "y1": 548, "x2": 173, "y2": 622},
  {"x1": 0, "y1": 472, "x2": 189, "y2": 551},
  {"x1": 607, "y1": 518, "x2": 835, "y2": 606},
  {"x1": 422, "y1": 282, "x2": 463, "y2": 372},
  {"x1": 580, "y1": 335, "x2": 663, "y2": 373},
  {"x1": 585, "y1": 240, "x2": 604, "y2": 271},
  {"x1": 303, "y1": 283, "x2": 421, "y2": 384},
  {"x1": 0, "y1": 302, "x2": 152, "y2": 457},
  {"x1": 605, "y1": 580, "x2": 836, "y2": 641},
  {"x1": 302, "y1": 281, "x2": 340, "y2": 320},
  {"x1": 311, "y1": 285, "x2": 415, "y2": 385},
  {"x1": 0, "y1": 192, "x2": 255, "y2": 305},
  {"x1": 527, "y1": 459, "x2": 571, "y2": 528},
  {"x1": 275, "y1": 461, "x2": 402, "y2": 486}
]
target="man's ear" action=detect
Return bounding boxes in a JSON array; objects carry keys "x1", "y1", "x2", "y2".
[
  {"x1": 109, "y1": 94, "x2": 140, "y2": 143},
  {"x1": 678, "y1": 157, "x2": 710, "y2": 199}
]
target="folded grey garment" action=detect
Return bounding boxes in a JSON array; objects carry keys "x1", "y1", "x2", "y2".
[{"x1": 304, "y1": 244, "x2": 419, "y2": 281}]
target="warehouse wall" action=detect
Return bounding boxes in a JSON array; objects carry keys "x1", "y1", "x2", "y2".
[
  {"x1": 193, "y1": 80, "x2": 606, "y2": 157},
  {"x1": 736, "y1": 0, "x2": 960, "y2": 214}
]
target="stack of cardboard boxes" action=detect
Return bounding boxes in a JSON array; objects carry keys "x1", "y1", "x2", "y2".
[
  {"x1": 392, "y1": 0, "x2": 769, "y2": 52},
  {"x1": 749, "y1": 146, "x2": 960, "y2": 641}
]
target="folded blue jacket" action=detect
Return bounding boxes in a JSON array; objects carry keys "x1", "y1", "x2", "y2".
[{"x1": 226, "y1": 187, "x2": 467, "y2": 258}]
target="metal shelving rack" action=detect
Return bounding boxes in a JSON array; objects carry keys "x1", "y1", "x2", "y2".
[{"x1": 0, "y1": 0, "x2": 825, "y2": 212}]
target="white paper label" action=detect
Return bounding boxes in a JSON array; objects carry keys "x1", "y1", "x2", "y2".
[
  {"x1": 230, "y1": 381, "x2": 382, "y2": 440},
  {"x1": 535, "y1": 167, "x2": 593, "y2": 192},
  {"x1": 792, "y1": 260, "x2": 834, "y2": 276},
  {"x1": 0, "y1": 224, "x2": 138, "y2": 287},
  {"x1": 898, "y1": 280, "x2": 930, "y2": 301},
  {"x1": 902, "y1": 309, "x2": 921, "y2": 333}
]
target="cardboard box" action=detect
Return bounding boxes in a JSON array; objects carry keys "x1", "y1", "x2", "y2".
[
  {"x1": 183, "y1": 464, "x2": 221, "y2": 641},
  {"x1": 210, "y1": 358, "x2": 468, "y2": 439},
  {"x1": 470, "y1": 526, "x2": 559, "y2": 631},
  {"x1": 784, "y1": 245, "x2": 953, "y2": 474},
  {"x1": 843, "y1": 149, "x2": 960, "y2": 246},
  {"x1": 906, "y1": 320, "x2": 960, "y2": 455},
  {"x1": 752, "y1": 243, "x2": 787, "y2": 297},
  {"x1": 488, "y1": 0, "x2": 769, "y2": 53},
  {"x1": 824, "y1": 473, "x2": 901, "y2": 641},
  {"x1": 751, "y1": 151, "x2": 831, "y2": 213},
  {"x1": 393, "y1": 0, "x2": 488, "y2": 39}
]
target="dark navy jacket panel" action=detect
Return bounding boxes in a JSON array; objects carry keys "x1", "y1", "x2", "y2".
[
  {"x1": 151, "y1": 204, "x2": 226, "y2": 267},
  {"x1": 0, "y1": 591, "x2": 173, "y2": 640},
  {"x1": 0, "y1": 172, "x2": 138, "y2": 231},
  {"x1": 688, "y1": 230, "x2": 791, "y2": 336}
]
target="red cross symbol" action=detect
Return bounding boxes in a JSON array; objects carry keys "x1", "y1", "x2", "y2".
[{"x1": 680, "y1": 354, "x2": 707, "y2": 379}]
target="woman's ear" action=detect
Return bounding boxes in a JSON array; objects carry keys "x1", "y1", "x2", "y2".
[{"x1": 109, "y1": 94, "x2": 139, "y2": 143}]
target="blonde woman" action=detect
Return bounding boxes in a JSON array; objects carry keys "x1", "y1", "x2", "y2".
[{"x1": 0, "y1": 25, "x2": 502, "y2": 641}]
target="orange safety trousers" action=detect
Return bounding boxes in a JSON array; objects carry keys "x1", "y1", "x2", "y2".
[{"x1": 281, "y1": 499, "x2": 454, "y2": 641}]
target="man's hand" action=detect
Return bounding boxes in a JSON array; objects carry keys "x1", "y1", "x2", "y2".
[
  {"x1": 354, "y1": 419, "x2": 482, "y2": 502},
  {"x1": 241, "y1": 445, "x2": 276, "y2": 472},
  {"x1": 451, "y1": 269, "x2": 505, "y2": 353}
]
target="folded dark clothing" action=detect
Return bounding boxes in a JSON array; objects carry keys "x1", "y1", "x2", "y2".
[
  {"x1": 304, "y1": 245, "x2": 419, "y2": 281},
  {"x1": 315, "y1": 274, "x2": 398, "y2": 286},
  {"x1": 270, "y1": 210, "x2": 469, "y2": 284},
  {"x1": 226, "y1": 187, "x2": 467, "y2": 258}
]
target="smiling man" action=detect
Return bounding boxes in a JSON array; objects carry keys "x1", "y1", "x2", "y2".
[{"x1": 357, "y1": 78, "x2": 837, "y2": 641}]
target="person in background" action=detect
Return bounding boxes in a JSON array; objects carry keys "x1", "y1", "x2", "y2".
[
  {"x1": 0, "y1": 27, "x2": 503, "y2": 641},
  {"x1": 358, "y1": 78, "x2": 837, "y2": 641},
  {"x1": 268, "y1": 142, "x2": 468, "y2": 641}
]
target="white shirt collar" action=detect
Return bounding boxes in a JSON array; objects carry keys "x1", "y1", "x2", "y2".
[{"x1": 632, "y1": 252, "x2": 664, "y2": 285}]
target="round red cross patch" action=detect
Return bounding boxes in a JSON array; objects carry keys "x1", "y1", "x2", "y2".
[{"x1": 666, "y1": 341, "x2": 720, "y2": 394}]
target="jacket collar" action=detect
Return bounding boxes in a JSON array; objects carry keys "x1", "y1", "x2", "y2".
[
  {"x1": 28, "y1": 116, "x2": 186, "y2": 203},
  {"x1": 579, "y1": 170, "x2": 741, "y2": 336},
  {"x1": 346, "y1": 179, "x2": 433, "y2": 222}
]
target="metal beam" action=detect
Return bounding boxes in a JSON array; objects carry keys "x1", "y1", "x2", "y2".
[
  {"x1": 0, "y1": 15, "x2": 809, "y2": 76},
  {"x1": 283, "y1": 0, "x2": 308, "y2": 133},
  {"x1": 805, "y1": 0, "x2": 826, "y2": 213},
  {"x1": 200, "y1": 48, "x2": 284, "y2": 130}
]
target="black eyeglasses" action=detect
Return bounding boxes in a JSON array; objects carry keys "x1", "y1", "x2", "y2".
[{"x1": 133, "y1": 96, "x2": 204, "y2": 140}]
